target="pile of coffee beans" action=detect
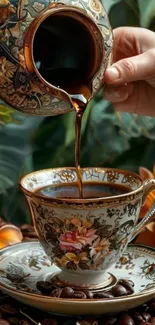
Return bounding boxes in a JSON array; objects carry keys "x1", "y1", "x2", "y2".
[
  {"x1": 0, "y1": 291, "x2": 155, "y2": 325},
  {"x1": 19, "y1": 224, "x2": 38, "y2": 241},
  {"x1": 36, "y1": 279, "x2": 135, "y2": 299}
]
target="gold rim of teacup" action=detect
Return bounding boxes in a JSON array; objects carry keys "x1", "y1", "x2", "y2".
[{"x1": 19, "y1": 167, "x2": 144, "y2": 205}]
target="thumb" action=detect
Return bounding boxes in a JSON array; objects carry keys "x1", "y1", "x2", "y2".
[{"x1": 105, "y1": 49, "x2": 155, "y2": 85}]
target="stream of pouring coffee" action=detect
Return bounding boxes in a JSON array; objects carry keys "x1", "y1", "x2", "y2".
[{"x1": 71, "y1": 93, "x2": 88, "y2": 199}]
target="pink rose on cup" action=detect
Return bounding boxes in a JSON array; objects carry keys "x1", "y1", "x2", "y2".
[{"x1": 59, "y1": 227, "x2": 98, "y2": 252}]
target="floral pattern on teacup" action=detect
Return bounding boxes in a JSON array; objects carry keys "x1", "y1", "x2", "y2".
[
  {"x1": 31, "y1": 201, "x2": 141, "y2": 271},
  {"x1": 54, "y1": 217, "x2": 112, "y2": 270}
]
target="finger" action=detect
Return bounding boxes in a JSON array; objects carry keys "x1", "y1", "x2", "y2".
[
  {"x1": 104, "y1": 49, "x2": 155, "y2": 85},
  {"x1": 111, "y1": 82, "x2": 155, "y2": 116},
  {"x1": 104, "y1": 84, "x2": 133, "y2": 103},
  {"x1": 112, "y1": 27, "x2": 155, "y2": 62},
  {"x1": 112, "y1": 27, "x2": 141, "y2": 62}
]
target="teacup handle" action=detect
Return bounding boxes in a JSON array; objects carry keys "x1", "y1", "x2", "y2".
[{"x1": 130, "y1": 179, "x2": 155, "y2": 241}]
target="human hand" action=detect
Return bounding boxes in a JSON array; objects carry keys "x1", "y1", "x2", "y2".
[{"x1": 104, "y1": 27, "x2": 155, "y2": 116}]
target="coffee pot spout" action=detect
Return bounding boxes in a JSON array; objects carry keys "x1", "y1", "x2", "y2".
[{"x1": 0, "y1": 0, "x2": 112, "y2": 116}]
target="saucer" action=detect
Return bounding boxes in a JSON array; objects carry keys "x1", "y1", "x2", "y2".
[{"x1": 0, "y1": 241, "x2": 155, "y2": 315}]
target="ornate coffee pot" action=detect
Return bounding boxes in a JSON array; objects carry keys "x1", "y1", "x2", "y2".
[{"x1": 0, "y1": 0, "x2": 112, "y2": 116}]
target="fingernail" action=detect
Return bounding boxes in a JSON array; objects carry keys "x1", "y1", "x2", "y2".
[{"x1": 106, "y1": 67, "x2": 120, "y2": 81}]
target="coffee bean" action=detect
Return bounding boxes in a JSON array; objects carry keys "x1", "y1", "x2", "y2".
[
  {"x1": 101, "y1": 316, "x2": 117, "y2": 325},
  {"x1": 150, "y1": 302, "x2": 155, "y2": 314},
  {"x1": 23, "y1": 232, "x2": 37, "y2": 238},
  {"x1": 19, "y1": 320, "x2": 32, "y2": 325},
  {"x1": 142, "y1": 312, "x2": 151, "y2": 322},
  {"x1": 0, "y1": 305, "x2": 17, "y2": 315},
  {"x1": 138, "y1": 304, "x2": 149, "y2": 313},
  {"x1": 23, "y1": 237, "x2": 35, "y2": 240},
  {"x1": 126, "y1": 280, "x2": 135, "y2": 287},
  {"x1": 7, "y1": 318, "x2": 19, "y2": 325},
  {"x1": 118, "y1": 279, "x2": 134, "y2": 294},
  {"x1": 132, "y1": 312, "x2": 144, "y2": 322},
  {"x1": 93, "y1": 292, "x2": 114, "y2": 299},
  {"x1": 73, "y1": 291, "x2": 87, "y2": 299},
  {"x1": 112, "y1": 285, "x2": 128, "y2": 297},
  {"x1": 118, "y1": 315, "x2": 134, "y2": 325},
  {"x1": 49, "y1": 288, "x2": 63, "y2": 298},
  {"x1": 19, "y1": 224, "x2": 33, "y2": 231},
  {"x1": 76, "y1": 320, "x2": 98, "y2": 325},
  {"x1": 50, "y1": 320, "x2": 58, "y2": 325},
  {"x1": 0, "y1": 218, "x2": 6, "y2": 225},
  {"x1": 82, "y1": 318, "x2": 98, "y2": 325},
  {"x1": 76, "y1": 319, "x2": 91, "y2": 325},
  {"x1": 138, "y1": 322, "x2": 152, "y2": 325},
  {"x1": 42, "y1": 319, "x2": 57, "y2": 325},
  {"x1": 0, "y1": 320, "x2": 10, "y2": 325},
  {"x1": 83, "y1": 291, "x2": 94, "y2": 299},
  {"x1": 36, "y1": 281, "x2": 56, "y2": 294},
  {"x1": 150, "y1": 317, "x2": 155, "y2": 323},
  {"x1": 61, "y1": 287, "x2": 74, "y2": 298},
  {"x1": 42, "y1": 319, "x2": 52, "y2": 325}
]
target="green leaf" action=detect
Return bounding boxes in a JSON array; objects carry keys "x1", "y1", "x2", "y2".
[
  {"x1": 107, "y1": 136, "x2": 155, "y2": 173},
  {"x1": 81, "y1": 102, "x2": 91, "y2": 135},
  {"x1": 64, "y1": 105, "x2": 91, "y2": 148},
  {"x1": 0, "y1": 111, "x2": 43, "y2": 223},
  {"x1": 125, "y1": 0, "x2": 139, "y2": 18},
  {"x1": 82, "y1": 99, "x2": 130, "y2": 165},
  {"x1": 0, "y1": 105, "x2": 13, "y2": 114},
  {"x1": 109, "y1": 0, "x2": 140, "y2": 28},
  {"x1": 102, "y1": 0, "x2": 121, "y2": 13},
  {"x1": 115, "y1": 113, "x2": 155, "y2": 139},
  {"x1": 138, "y1": 0, "x2": 155, "y2": 27},
  {"x1": 0, "y1": 113, "x2": 12, "y2": 124},
  {"x1": 63, "y1": 111, "x2": 75, "y2": 147},
  {"x1": 0, "y1": 105, "x2": 24, "y2": 126}
]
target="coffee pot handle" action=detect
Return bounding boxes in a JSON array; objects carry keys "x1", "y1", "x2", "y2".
[{"x1": 130, "y1": 179, "x2": 155, "y2": 241}]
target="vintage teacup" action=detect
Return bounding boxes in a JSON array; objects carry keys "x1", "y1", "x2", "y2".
[{"x1": 20, "y1": 167, "x2": 155, "y2": 289}]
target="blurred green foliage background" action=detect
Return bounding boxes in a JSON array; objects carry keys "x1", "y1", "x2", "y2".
[{"x1": 0, "y1": 0, "x2": 155, "y2": 224}]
